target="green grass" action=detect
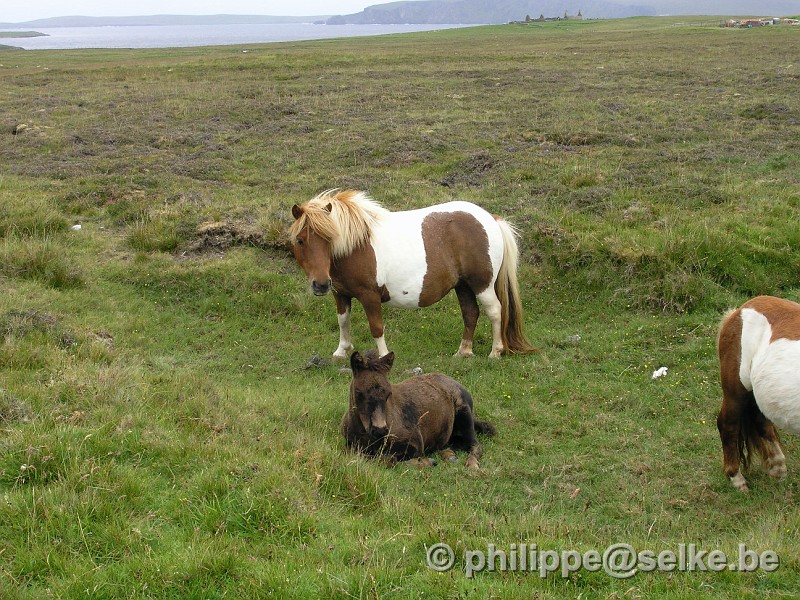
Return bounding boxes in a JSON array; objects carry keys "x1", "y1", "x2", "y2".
[{"x1": 1, "y1": 18, "x2": 799, "y2": 598}]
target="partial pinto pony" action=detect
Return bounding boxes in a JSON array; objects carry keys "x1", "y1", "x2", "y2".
[
  {"x1": 341, "y1": 350, "x2": 496, "y2": 468},
  {"x1": 289, "y1": 189, "x2": 534, "y2": 359},
  {"x1": 716, "y1": 295, "x2": 800, "y2": 491}
]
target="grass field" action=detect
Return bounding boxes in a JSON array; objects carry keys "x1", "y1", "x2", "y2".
[{"x1": 1, "y1": 17, "x2": 799, "y2": 598}]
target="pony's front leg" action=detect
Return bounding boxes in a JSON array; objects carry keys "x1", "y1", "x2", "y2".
[
  {"x1": 333, "y1": 293, "x2": 355, "y2": 360},
  {"x1": 387, "y1": 443, "x2": 437, "y2": 468},
  {"x1": 360, "y1": 293, "x2": 390, "y2": 357}
]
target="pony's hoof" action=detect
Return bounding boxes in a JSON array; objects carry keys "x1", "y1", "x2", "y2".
[
  {"x1": 730, "y1": 472, "x2": 749, "y2": 492},
  {"x1": 440, "y1": 449, "x2": 458, "y2": 463},
  {"x1": 332, "y1": 344, "x2": 355, "y2": 362},
  {"x1": 768, "y1": 463, "x2": 787, "y2": 479},
  {"x1": 465, "y1": 456, "x2": 480, "y2": 470}
]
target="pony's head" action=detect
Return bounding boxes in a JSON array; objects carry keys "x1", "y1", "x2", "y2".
[
  {"x1": 289, "y1": 189, "x2": 386, "y2": 296},
  {"x1": 349, "y1": 349, "x2": 395, "y2": 438}
]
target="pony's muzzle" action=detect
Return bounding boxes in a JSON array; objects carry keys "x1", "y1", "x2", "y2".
[
  {"x1": 370, "y1": 425, "x2": 389, "y2": 438},
  {"x1": 311, "y1": 279, "x2": 332, "y2": 296}
]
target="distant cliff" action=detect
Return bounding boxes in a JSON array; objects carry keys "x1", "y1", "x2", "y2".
[
  {"x1": 326, "y1": 0, "x2": 800, "y2": 24},
  {"x1": 326, "y1": 0, "x2": 655, "y2": 24}
]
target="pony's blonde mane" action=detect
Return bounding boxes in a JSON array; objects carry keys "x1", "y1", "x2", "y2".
[{"x1": 289, "y1": 189, "x2": 388, "y2": 257}]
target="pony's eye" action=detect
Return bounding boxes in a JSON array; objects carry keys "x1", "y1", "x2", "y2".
[{"x1": 296, "y1": 238, "x2": 304, "y2": 246}]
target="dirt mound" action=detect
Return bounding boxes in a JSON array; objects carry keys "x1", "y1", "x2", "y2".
[
  {"x1": 180, "y1": 220, "x2": 277, "y2": 257},
  {"x1": 441, "y1": 153, "x2": 498, "y2": 188}
]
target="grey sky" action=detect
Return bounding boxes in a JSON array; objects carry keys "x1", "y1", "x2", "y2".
[{"x1": 3, "y1": 1, "x2": 377, "y2": 23}]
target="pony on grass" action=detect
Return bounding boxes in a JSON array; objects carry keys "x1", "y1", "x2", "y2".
[
  {"x1": 289, "y1": 189, "x2": 534, "y2": 359},
  {"x1": 717, "y1": 295, "x2": 800, "y2": 491},
  {"x1": 341, "y1": 350, "x2": 496, "y2": 468}
]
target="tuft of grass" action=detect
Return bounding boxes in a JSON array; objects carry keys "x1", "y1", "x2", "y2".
[
  {"x1": 0, "y1": 235, "x2": 84, "y2": 288},
  {"x1": 127, "y1": 216, "x2": 185, "y2": 252}
]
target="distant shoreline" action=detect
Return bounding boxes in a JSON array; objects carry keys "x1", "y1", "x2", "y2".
[{"x1": 0, "y1": 31, "x2": 47, "y2": 38}]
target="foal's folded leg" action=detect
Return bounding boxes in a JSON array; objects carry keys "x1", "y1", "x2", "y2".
[
  {"x1": 407, "y1": 457, "x2": 437, "y2": 468},
  {"x1": 465, "y1": 443, "x2": 483, "y2": 470},
  {"x1": 440, "y1": 448, "x2": 458, "y2": 462}
]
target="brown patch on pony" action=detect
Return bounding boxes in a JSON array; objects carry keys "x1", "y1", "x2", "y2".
[
  {"x1": 741, "y1": 295, "x2": 800, "y2": 342},
  {"x1": 329, "y1": 244, "x2": 383, "y2": 300},
  {"x1": 419, "y1": 211, "x2": 493, "y2": 307}
]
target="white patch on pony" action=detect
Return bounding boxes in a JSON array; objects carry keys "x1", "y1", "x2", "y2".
[
  {"x1": 371, "y1": 214, "x2": 426, "y2": 308},
  {"x1": 752, "y1": 338, "x2": 800, "y2": 435},
  {"x1": 738, "y1": 308, "x2": 773, "y2": 392},
  {"x1": 740, "y1": 307, "x2": 800, "y2": 435},
  {"x1": 370, "y1": 201, "x2": 505, "y2": 309}
]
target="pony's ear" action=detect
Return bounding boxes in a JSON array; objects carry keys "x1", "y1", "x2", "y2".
[
  {"x1": 350, "y1": 351, "x2": 364, "y2": 371},
  {"x1": 291, "y1": 204, "x2": 303, "y2": 219},
  {"x1": 324, "y1": 203, "x2": 333, "y2": 213},
  {"x1": 380, "y1": 352, "x2": 395, "y2": 371}
]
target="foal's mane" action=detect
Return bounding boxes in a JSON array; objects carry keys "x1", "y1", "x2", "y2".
[
  {"x1": 361, "y1": 349, "x2": 392, "y2": 373},
  {"x1": 289, "y1": 189, "x2": 389, "y2": 258}
]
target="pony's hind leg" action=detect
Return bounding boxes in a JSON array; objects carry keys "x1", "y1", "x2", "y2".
[
  {"x1": 762, "y1": 429, "x2": 787, "y2": 480},
  {"x1": 450, "y1": 404, "x2": 483, "y2": 470},
  {"x1": 465, "y1": 444, "x2": 483, "y2": 470},
  {"x1": 454, "y1": 283, "x2": 479, "y2": 357},
  {"x1": 751, "y1": 407, "x2": 787, "y2": 480},
  {"x1": 716, "y1": 387, "x2": 787, "y2": 491},
  {"x1": 476, "y1": 287, "x2": 503, "y2": 358}
]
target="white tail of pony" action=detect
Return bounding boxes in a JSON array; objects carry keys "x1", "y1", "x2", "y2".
[{"x1": 495, "y1": 219, "x2": 535, "y2": 354}]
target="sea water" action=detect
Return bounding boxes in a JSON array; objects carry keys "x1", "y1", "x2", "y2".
[{"x1": 2, "y1": 23, "x2": 471, "y2": 50}]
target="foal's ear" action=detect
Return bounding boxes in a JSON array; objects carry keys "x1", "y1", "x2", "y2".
[
  {"x1": 381, "y1": 352, "x2": 395, "y2": 371},
  {"x1": 350, "y1": 351, "x2": 365, "y2": 371},
  {"x1": 291, "y1": 204, "x2": 303, "y2": 219}
]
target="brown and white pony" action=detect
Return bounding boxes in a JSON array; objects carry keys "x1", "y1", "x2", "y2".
[
  {"x1": 341, "y1": 349, "x2": 496, "y2": 468},
  {"x1": 717, "y1": 295, "x2": 800, "y2": 491},
  {"x1": 289, "y1": 189, "x2": 534, "y2": 359}
]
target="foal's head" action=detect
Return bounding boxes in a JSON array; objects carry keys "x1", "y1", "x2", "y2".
[{"x1": 350, "y1": 350, "x2": 395, "y2": 438}]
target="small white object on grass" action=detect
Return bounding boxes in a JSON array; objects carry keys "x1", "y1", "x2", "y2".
[{"x1": 652, "y1": 366, "x2": 668, "y2": 379}]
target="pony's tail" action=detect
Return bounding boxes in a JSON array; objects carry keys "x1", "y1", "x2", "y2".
[
  {"x1": 474, "y1": 420, "x2": 497, "y2": 437},
  {"x1": 739, "y1": 399, "x2": 780, "y2": 472},
  {"x1": 495, "y1": 218, "x2": 536, "y2": 354}
]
